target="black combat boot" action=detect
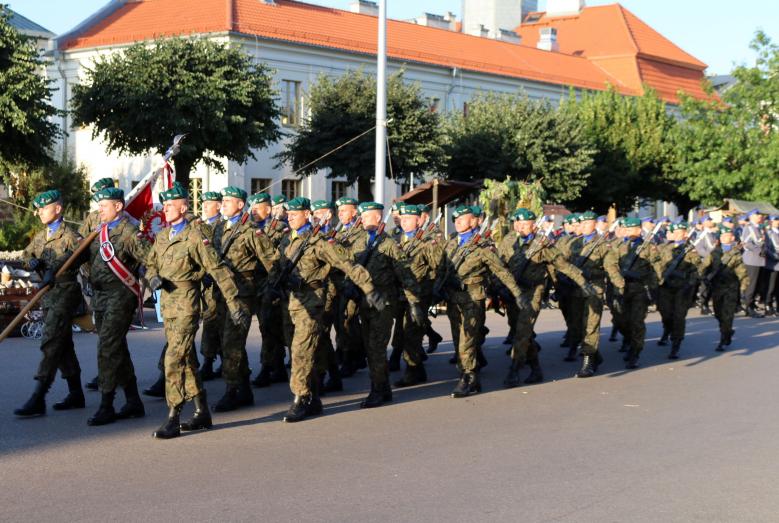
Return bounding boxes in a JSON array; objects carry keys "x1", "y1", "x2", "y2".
[
  {"x1": 724, "y1": 329, "x2": 734, "y2": 346},
  {"x1": 524, "y1": 359, "x2": 544, "y2": 384},
  {"x1": 747, "y1": 306, "x2": 764, "y2": 318},
  {"x1": 213, "y1": 385, "x2": 240, "y2": 412},
  {"x1": 625, "y1": 349, "x2": 640, "y2": 369},
  {"x1": 116, "y1": 379, "x2": 145, "y2": 419},
  {"x1": 576, "y1": 352, "x2": 603, "y2": 378},
  {"x1": 669, "y1": 342, "x2": 681, "y2": 360},
  {"x1": 564, "y1": 344, "x2": 578, "y2": 362},
  {"x1": 394, "y1": 364, "x2": 427, "y2": 388},
  {"x1": 180, "y1": 391, "x2": 212, "y2": 431},
  {"x1": 658, "y1": 329, "x2": 670, "y2": 346},
  {"x1": 448, "y1": 355, "x2": 458, "y2": 365},
  {"x1": 618, "y1": 339, "x2": 630, "y2": 353},
  {"x1": 142, "y1": 371, "x2": 166, "y2": 398},
  {"x1": 502, "y1": 335, "x2": 514, "y2": 345},
  {"x1": 85, "y1": 375, "x2": 99, "y2": 391},
  {"x1": 153, "y1": 404, "x2": 183, "y2": 439},
  {"x1": 388, "y1": 346, "x2": 402, "y2": 372},
  {"x1": 476, "y1": 347, "x2": 489, "y2": 369},
  {"x1": 503, "y1": 360, "x2": 523, "y2": 389},
  {"x1": 361, "y1": 382, "x2": 393, "y2": 408},
  {"x1": 251, "y1": 366, "x2": 272, "y2": 388},
  {"x1": 284, "y1": 395, "x2": 314, "y2": 423},
  {"x1": 323, "y1": 361, "x2": 343, "y2": 393},
  {"x1": 199, "y1": 357, "x2": 218, "y2": 381},
  {"x1": 451, "y1": 372, "x2": 481, "y2": 398},
  {"x1": 608, "y1": 326, "x2": 618, "y2": 342},
  {"x1": 14, "y1": 378, "x2": 51, "y2": 417},
  {"x1": 426, "y1": 329, "x2": 442, "y2": 354},
  {"x1": 87, "y1": 391, "x2": 117, "y2": 426},
  {"x1": 715, "y1": 336, "x2": 726, "y2": 352},
  {"x1": 560, "y1": 333, "x2": 570, "y2": 348},
  {"x1": 53, "y1": 375, "x2": 85, "y2": 411},
  {"x1": 339, "y1": 355, "x2": 358, "y2": 378},
  {"x1": 237, "y1": 378, "x2": 255, "y2": 407}
]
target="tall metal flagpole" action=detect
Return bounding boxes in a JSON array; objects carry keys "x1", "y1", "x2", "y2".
[{"x1": 374, "y1": 0, "x2": 387, "y2": 204}]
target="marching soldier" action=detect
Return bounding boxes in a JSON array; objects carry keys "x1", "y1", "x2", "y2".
[
  {"x1": 211, "y1": 186, "x2": 275, "y2": 411},
  {"x1": 498, "y1": 209, "x2": 591, "y2": 387},
  {"x1": 263, "y1": 197, "x2": 380, "y2": 422},
  {"x1": 741, "y1": 209, "x2": 767, "y2": 318},
  {"x1": 248, "y1": 191, "x2": 288, "y2": 388},
  {"x1": 612, "y1": 217, "x2": 658, "y2": 369},
  {"x1": 566, "y1": 211, "x2": 625, "y2": 378},
  {"x1": 271, "y1": 194, "x2": 288, "y2": 224},
  {"x1": 704, "y1": 226, "x2": 749, "y2": 351},
  {"x1": 145, "y1": 184, "x2": 249, "y2": 439},
  {"x1": 14, "y1": 190, "x2": 85, "y2": 417},
  {"x1": 763, "y1": 215, "x2": 779, "y2": 316},
  {"x1": 555, "y1": 213, "x2": 580, "y2": 351},
  {"x1": 433, "y1": 205, "x2": 523, "y2": 398},
  {"x1": 198, "y1": 191, "x2": 224, "y2": 381},
  {"x1": 417, "y1": 204, "x2": 444, "y2": 354},
  {"x1": 655, "y1": 221, "x2": 705, "y2": 359},
  {"x1": 77, "y1": 188, "x2": 150, "y2": 426}
]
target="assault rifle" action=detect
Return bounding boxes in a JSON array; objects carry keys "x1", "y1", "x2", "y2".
[{"x1": 431, "y1": 219, "x2": 491, "y2": 305}]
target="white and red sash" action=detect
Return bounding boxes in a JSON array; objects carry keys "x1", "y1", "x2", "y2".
[{"x1": 99, "y1": 224, "x2": 141, "y2": 297}]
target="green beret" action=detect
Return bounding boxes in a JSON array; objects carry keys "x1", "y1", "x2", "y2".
[
  {"x1": 391, "y1": 202, "x2": 401, "y2": 212},
  {"x1": 94, "y1": 187, "x2": 124, "y2": 202},
  {"x1": 222, "y1": 186, "x2": 247, "y2": 201},
  {"x1": 471, "y1": 205, "x2": 484, "y2": 217},
  {"x1": 452, "y1": 205, "x2": 473, "y2": 219},
  {"x1": 90, "y1": 177, "x2": 115, "y2": 194},
  {"x1": 669, "y1": 222, "x2": 689, "y2": 232},
  {"x1": 160, "y1": 182, "x2": 188, "y2": 202},
  {"x1": 417, "y1": 203, "x2": 431, "y2": 213},
  {"x1": 400, "y1": 204, "x2": 420, "y2": 216},
  {"x1": 271, "y1": 195, "x2": 287, "y2": 206},
  {"x1": 248, "y1": 192, "x2": 271, "y2": 205},
  {"x1": 513, "y1": 208, "x2": 536, "y2": 221},
  {"x1": 311, "y1": 199, "x2": 335, "y2": 212},
  {"x1": 622, "y1": 217, "x2": 641, "y2": 228},
  {"x1": 285, "y1": 197, "x2": 311, "y2": 211},
  {"x1": 358, "y1": 201, "x2": 384, "y2": 213},
  {"x1": 718, "y1": 224, "x2": 733, "y2": 234},
  {"x1": 579, "y1": 210, "x2": 598, "y2": 222},
  {"x1": 33, "y1": 190, "x2": 62, "y2": 209},
  {"x1": 336, "y1": 197, "x2": 358, "y2": 207},
  {"x1": 202, "y1": 191, "x2": 222, "y2": 202}
]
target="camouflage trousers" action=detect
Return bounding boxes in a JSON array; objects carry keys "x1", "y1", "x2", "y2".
[
  {"x1": 200, "y1": 284, "x2": 223, "y2": 360},
  {"x1": 359, "y1": 298, "x2": 395, "y2": 386},
  {"x1": 505, "y1": 300, "x2": 518, "y2": 342},
  {"x1": 285, "y1": 294, "x2": 324, "y2": 397},
  {"x1": 510, "y1": 285, "x2": 545, "y2": 364},
  {"x1": 218, "y1": 295, "x2": 254, "y2": 387},
  {"x1": 315, "y1": 281, "x2": 338, "y2": 375},
  {"x1": 402, "y1": 298, "x2": 429, "y2": 368},
  {"x1": 258, "y1": 294, "x2": 286, "y2": 371},
  {"x1": 336, "y1": 295, "x2": 364, "y2": 361},
  {"x1": 94, "y1": 289, "x2": 138, "y2": 393},
  {"x1": 447, "y1": 296, "x2": 485, "y2": 374},
  {"x1": 391, "y1": 299, "x2": 405, "y2": 352},
  {"x1": 573, "y1": 283, "x2": 605, "y2": 356},
  {"x1": 658, "y1": 285, "x2": 695, "y2": 344},
  {"x1": 35, "y1": 283, "x2": 83, "y2": 383},
  {"x1": 612, "y1": 287, "x2": 649, "y2": 355},
  {"x1": 557, "y1": 286, "x2": 580, "y2": 344},
  {"x1": 712, "y1": 286, "x2": 738, "y2": 338},
  {"x1": 163, "y1": 315, "x2": 203, "y2": 407}
]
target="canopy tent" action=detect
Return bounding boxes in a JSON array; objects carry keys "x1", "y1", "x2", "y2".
[{"x1": 396, "y1": 179, "x2": 481, "y2": 210}]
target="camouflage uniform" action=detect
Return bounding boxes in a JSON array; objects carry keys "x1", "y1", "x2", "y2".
[
  {"x1": 334, "y1": 221, "x2": 368, "y2": 373},
  {"x1": 84, "y1": 218, "x2": 150, "y2": 393},
  {"x1": 145, "y1": 221, "x2": 243, "y2": 407},
  {"x1": 706, "y1": 245, "x2": 748, "y2": 348},
  {"x1": 497, "y1": 233, "x2": 587, "y2": 368},
  {"x1": 266, "y1": 227, "x2": 374, "y2": 399},
  {"x1": 23, "y1": 223, "x2": 83, "y2": 384},
  {"x1": 212, "y1": 215, "x2": 275, "y2": 389},
  {"x1": 198, "y1": 216, "x2": 223, "y2": 363},
  {"x1": 255, "y1": 218, "x2": 288, "y2": 381},
  {"x1": 613, "y1": 238, "x2": 659, "y2": 362},
  {"x1": 554, "y1": 233, "x2": 579, "y2": 347},
  {"x1": 655, "y1": 242, "x2": 705, "y2": 351},
  {"x1": 351, "y1": 230, "x2": 421, "y2": 390}
]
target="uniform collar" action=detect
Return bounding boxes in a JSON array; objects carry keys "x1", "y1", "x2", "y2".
[
  {"x1": 458, "y1": 228, "x2": 477, "y2": 246},
  {"x1": 520, "y1": 233, "x2": 535, "y2": 243},
  {"x1": 582, "y1": 232, "x2": 597, "y2": 243},
  {"x1": 291, "y1": 222, "x2": 312, "y2": 240},
  {"x1": 206, "y1": 214, "x2": 221, "y2": 225},
  {"x1": 404, "y1": 230, "x2": 416, "y2": 238},
  {"x1": 102, "y1": 217, "x2": 123, "y2": 232},
  {"x1": 722, "y1": 243, "x2": 734, "y2": 252},
  {"x1": 47, "y1": 217, "x2": 63, "y2": 236},
  {"x1": 225, "y1": 213, "x2": 242, "y2": 225},
  {"x1": 170, "y1": 220, "x2": 188, "y2": 237}
]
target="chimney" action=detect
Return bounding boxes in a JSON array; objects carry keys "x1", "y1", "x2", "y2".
[
  {"x1": 462, "y1": 0, "x2": 538, "y2": 37},
  {"x1": 546, "y1": 0, "x2": 585, "y2": 17},
  {"x1": 349, "y1": 0, "x2": 378, "y2": 16},
  {"x1": 497, "y1": 29, "x2": 522, "y2": 44},
  {"x1": 537, "y1": 27, "x2": 559, "y2": 52},
  {"x1": 416, "y1": 12, "x2": 456, "y2": 31}
]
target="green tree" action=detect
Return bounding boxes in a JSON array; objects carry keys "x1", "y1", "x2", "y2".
[
  {"x1": 0, "y1": 6, "x2": 61, "y2": 177},
  {"x1": 443, "y1": 92, "x2": 595, "y2": 204},
  {"x1": 71, "y1": 37, "x2": 281, "y2": 186},
  {"x1": 276, "y1": 70, "x2": 444, "y2": 201},
  {"x1": 671, "y1": 31, "x2": 779, "y2": 206},
  {"x1": 6, "y1": 160, "x2": 90, "y2": 218},
  {"x1": 560, "y1": 87, "x2": 677, "y2": 212}
]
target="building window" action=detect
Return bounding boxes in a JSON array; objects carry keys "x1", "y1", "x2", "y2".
[
  {"x1": 331, "y1": 181, "x2": 349, "y2": 202},
  {"x1": 281, "y1": 179, "x2": 300, "y2": 201},
  {"x1": 281, "y1": 79, "x2": 302, "y2": 127},
  {"x1": 251, "y1": 177, "x2": 272, "y2": 195}
]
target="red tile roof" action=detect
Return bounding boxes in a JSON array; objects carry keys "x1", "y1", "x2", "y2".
[
  {"x1": 59, "y1": 0, "x2": 710, "y2": 103},
  {"x1": 517, "y1": 4, "x2": 712, "y2": 103}
]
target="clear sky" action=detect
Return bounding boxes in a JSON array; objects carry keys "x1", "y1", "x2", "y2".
[{"x1": 9, "y1": 0, "x2": 778, "y2": 75}]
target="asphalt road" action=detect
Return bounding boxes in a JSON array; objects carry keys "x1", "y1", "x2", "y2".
[{"x1": 1, "y1": 307, "x2": 778, "y2": 522}]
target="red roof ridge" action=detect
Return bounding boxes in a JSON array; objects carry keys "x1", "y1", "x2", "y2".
[{"x1": 613, "y1": 3, "x2": 639, "y2": 55}]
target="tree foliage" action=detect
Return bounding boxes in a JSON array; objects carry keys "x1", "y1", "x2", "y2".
[
  {"x1": 560, "y1": 87, "x2": 677, "y2": 212},
  {"x1": 670, "y1": 31, "x2": 779, "y2": 206},
  {"x1": 276, "y1": 70, "x2": 444, "y2": 200},
  {"x1": 0, "y1": 6, "x2": 61, "y2": 177},
  {"x1": 71, "y1": 37, "x2": 281, "y2": 185},
  {"x1": 443, "y1": 92, "x2": 595, "y2": 204}
]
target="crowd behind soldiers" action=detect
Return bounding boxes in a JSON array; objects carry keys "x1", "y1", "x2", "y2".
[{"x1": 12, "y1": 177, "x2": 779, "y2": 440}]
